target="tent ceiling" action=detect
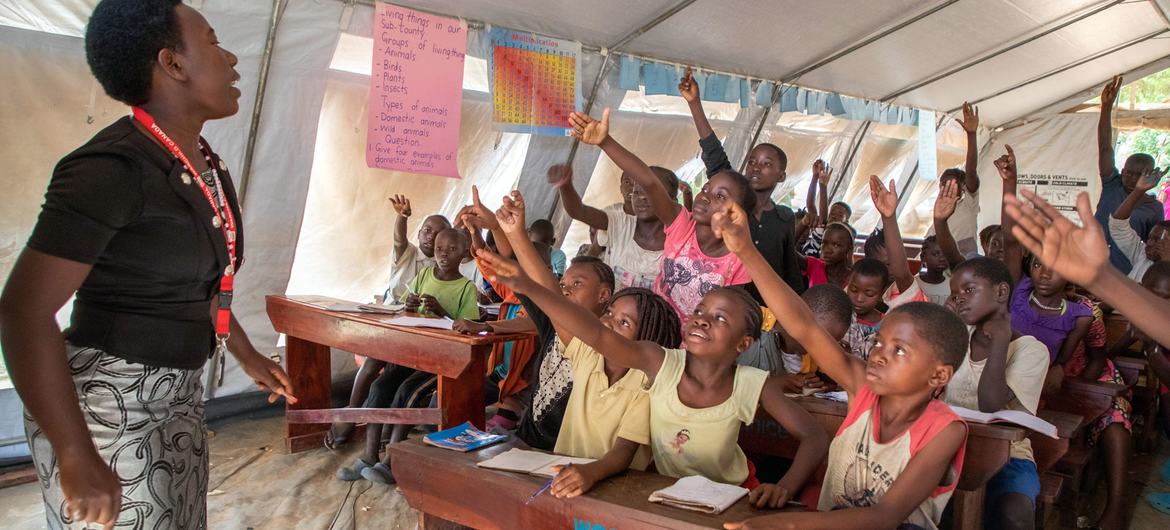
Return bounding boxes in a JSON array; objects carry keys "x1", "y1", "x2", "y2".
[
  {"x1": 394, "y1": 0, "x2": 1170, "y2": 126},
  {"x1": 5, "y1": 0, "x2": 1169, "y2": 126}
]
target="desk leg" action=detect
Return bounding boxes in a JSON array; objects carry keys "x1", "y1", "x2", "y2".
[
  {"x1": 952, "y1": 488, "x2": 985, "y2": 530},
  {"x1": 418, "y1": 512, "x2": 471, "y2": 530},
  {"x1": 436, "y1": 347, "x2": 487, "y2": 430},
  {"x1": 285, "y1": 335, "x2": 332, "y2": 453}
]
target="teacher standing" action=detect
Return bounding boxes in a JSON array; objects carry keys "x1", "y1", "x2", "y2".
[{"x1": 0, "y1": 1, "x2": 295, "y2": 529}]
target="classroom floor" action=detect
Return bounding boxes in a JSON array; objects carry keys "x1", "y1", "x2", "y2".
[{"x1": 2, "y1": 411, "x2": 1170, "y2": 529}]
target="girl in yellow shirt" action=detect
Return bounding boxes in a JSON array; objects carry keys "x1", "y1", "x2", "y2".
[{"x1": 478, "y1": 241, "x2": 828, "y2": 508}]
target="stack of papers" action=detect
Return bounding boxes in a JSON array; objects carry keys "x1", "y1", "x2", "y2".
[
  {"x1": 382, "y1": 315, "x2": 455, "y2": 330},
  {"x1": 357, "y1": 303, "x2": 404, "y2": 314},
  {"x1": 477, "y1": 448, "x2": 595, "y2": 478},
  {"x1": 648, "y1": 475, "x2": 748, "y2": 514}
]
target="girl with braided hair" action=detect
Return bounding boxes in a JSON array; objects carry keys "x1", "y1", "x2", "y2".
[{"x1": 482, "y1": 196, "x2": 827, "y2": 508}]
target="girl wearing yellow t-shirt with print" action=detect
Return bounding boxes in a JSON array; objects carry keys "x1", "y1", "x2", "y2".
[{"x1": 482, "y1": 195, "x2": 828, "y2": 508}]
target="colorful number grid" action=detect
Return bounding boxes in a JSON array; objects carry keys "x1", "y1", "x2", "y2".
[{"x1": 492, "y1": 44, "x2": 576, "y2": 129}]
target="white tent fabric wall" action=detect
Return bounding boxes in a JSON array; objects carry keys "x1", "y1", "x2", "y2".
[{"x1": 974, "y1": 113, "x2": 1101, "y2": 233}]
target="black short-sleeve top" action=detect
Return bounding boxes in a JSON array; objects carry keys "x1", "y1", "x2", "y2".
[{"x1": 27, "y1": 117, "x2": 245, "y2": 369}]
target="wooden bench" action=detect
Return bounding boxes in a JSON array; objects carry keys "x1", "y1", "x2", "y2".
[
  {"x1": 267, "y1": 295, "x2": 533, "y2": 453},
  {"x1": 390, "y1": 438, "x2": 797, "y2": 529}
]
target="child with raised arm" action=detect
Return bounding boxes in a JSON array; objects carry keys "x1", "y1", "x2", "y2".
[
  {"x1": 327, "y1": 195, "x2": 452, "y2": 450},
  {"x1": 549, "y1": 163, "x2": 678, "y2": 290},
  {"x1": 679, "y1": 67, "x2": 805, "y2": 295},
  {"x1": 945, "y1": 256, "x2": 1049, "y2": 530},
  {"x1": 1109, "y1": 166, "x2": 1170, "y2": 281},
  {"x1": 337, "y1": 228, "x2": 480, "y2": 483},
  {"x1": 569, "y1": 108, "x2": 756, "y2": 326},
  {"x1": 1095, "y1": 76, "x2": 1166, "y2": 274},
  {"x1": 480, "y1": 236, "x2": 828, "y2": 507},
  {"x1": 483, "y1": 192, "x2": 685, "y2": 496},
  {"x1": 926, "y1": 102, "x2": 982, "y2": 257},
  {"x1": 714, "y1": 202, "x2": 968, "y2": 530},
  {"x1": 799, "y1": 160, "x2": 833, "y2": 258},
  {"x1": 869, "y1": 175, "x2": 931, "y2": 309}
]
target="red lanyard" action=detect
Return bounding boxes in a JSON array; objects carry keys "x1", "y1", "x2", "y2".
[{"x1": 131, "y1": 107, "x2": 237, "y2": 339}]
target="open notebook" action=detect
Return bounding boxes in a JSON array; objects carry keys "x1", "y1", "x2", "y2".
[
  {"x1": 476, "y1": 448, "x2": 595, "y2": 478},
  {"x1": 382, "y1": 315, "x2": 455, "y2": 330},
  {"x1": 949, "y1": 406, "x2": 1058, "y2": 439},
  {"x1": 648, "y1": 475, "x2": 748, "y2": 515}
]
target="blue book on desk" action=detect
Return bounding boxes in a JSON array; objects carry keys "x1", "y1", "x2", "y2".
[{"x1": 423, "y1": 422, "x2": 506, "y2": 452}]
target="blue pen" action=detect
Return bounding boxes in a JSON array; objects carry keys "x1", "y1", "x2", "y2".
[{"x1": 525, "y1": 463, "x2": 570, "y2": 504}]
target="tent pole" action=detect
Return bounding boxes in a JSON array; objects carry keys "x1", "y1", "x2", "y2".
[
  {"x1": 779, "y1": 0, "x2": 959, "y2": 83},
  {"x1": 953, "y1": 28, "x2": 1168, "y2": 112},
  {"x1": 563, "y1": 0, "x2": 701, "y2": 167},
  {"x1": 737, "y1": 84, "x2": 783, "y2": 173},
  {"x1": 236, "y1": 0, "x2": 286, "y2": 209},
  {"x1": 881, "y1": 0, "x2": 1124, "y2": 102},
  {"x1": 830, "y1": 121, "x2": 871, "y2": 203}
]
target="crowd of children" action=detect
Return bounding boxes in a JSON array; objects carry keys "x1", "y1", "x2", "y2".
[{"x1": 335, "y1": 73, "x2": 1170, "y2": 530}]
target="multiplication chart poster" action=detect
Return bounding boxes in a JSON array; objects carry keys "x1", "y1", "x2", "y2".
[{"x1": 489, "y1": 27, "x2": 581, "y2": 136}]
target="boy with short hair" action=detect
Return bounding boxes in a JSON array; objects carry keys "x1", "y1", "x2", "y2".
[
  {"x1": 527, "y1": 218, "x2": 566, "y2": 276},
  {"x1": 1109, "y1": 167, "x2": 1170, "y2": 281},
  {"x1": 771, "y1": 284, "x2": 853, "y2": 393},
  {"x1": 926, "y1": 102, "x2": 982, "y2": 257},
  {"x1": 716, "y1": 202, "x2": 968, "y2": 530},
  {"x1": 946, "y1": 257, "x2": 1049, "y2": 530},
  {"x1": 843, "y1": 258, "x2": 890, "y2": 361},
  {"x1": 382, "y1": 195, "x2": 452, "y2": 301}
]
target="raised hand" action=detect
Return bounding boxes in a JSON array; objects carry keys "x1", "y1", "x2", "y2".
[
  {"x1": 389, "y1": 194, "x2": 412, "y2": 217},
  {"x1": 1136, "y1": 166, "x2": 1167, "y2": 194},
  {"x1": 711, "y1": 202, "x2": 753, "y2": 254},
  {"x1": 476, "y1": 248, "x2": 537, "y2": 294},
  {"x1": 934, "y1": 178, "x2": 960, "y2": 221},
  {"x1": 1004, "y1": 190, "x2": 1108, "y2": 286},
  {"x1": 799, "y1": 209, "x2": 822, "y2": 230},
  {"x1": 813, "y1": 159, "x2": 832, "y2": 186},
  {"x1": 1101, "y1": 75, "x2": 1123, "y2": 109},
  {"x1": 495, "y1": 191, "x2": 527, "y2": 236},
  {"x1": 678, "y1": 66, "x2": 700, "y2": 103},
  {"x1": 992, "y1": 144, "x2": 1017, "y2": 182},
  {"x1": 547, "y1": 163, "x2": 573, "y2": 189},
  {"x1": 868, "y1": 175, "x2": 898, "y2": 219},
  {"x1": 569, "y1": 108, "x2": 610, "y2": 146},
  {"x1": 461, "y1": 186, "x2": 500, "y2": 231},
  {"x1": 958, "y1": 102, "x2": 979, "y2": 134}
]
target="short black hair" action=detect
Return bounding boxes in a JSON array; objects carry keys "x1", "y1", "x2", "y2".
[
  {"x1": 710, "y1": 169, "x2": 758, "y2": 214},
  {"x1": 851, "y1": 258, "x2": 889, "y2": 283},
  {"x1": 831, "y1": 201, "x2": 853, "y2": 218},
  {"x1": 710, "y1": 287, "x2": 762, "y2": 340},
  {"x1": 435, "y1": 228, "x2": 469, "y2": 250},
  {"x1": 649, "y1": 166, "x2": 680, "y2": 200},
  {"x1": 940, "y1": 168, "x2": 966, "y2": 182},
  {"x1": 529, "y1": 219, "x2": 555, "y2": 241},
  {"x1": 888, "y1": 302, "x2": 969, "y2": 368},
  {"x1": 921, "y1": 235, "x2": 940, "y2": 251},
  {"x1": 802, "y1": 284, "x2": 853, "y2": 329},
  {"x1": 1142, "y1": 260, "x2": 1170, "y2": 285},
  {"x1": 753, "y1": 143, "x2": 789, "y2": 172},
  {"x1": 979, "y1": 224, "x2": 1002, "y2": 248},
  {"x1": 863, "y1": 230, "x2": 887, "y2": 258},
  {"x1": 86, "y1": 0, "x2": 183, "y2": 105},
  {"x1": 1126, "y1": 153, "x2": 1155, "y2": 168},
  {"x1": 569, "y1": 256, "x2": 615, "y2": 293},
  {"x1": 610, "y1": 287, "x2": 682, "y2": 348},
  {"x1": 953, "y1": 256, "x2": 1012, "y2": 290}
]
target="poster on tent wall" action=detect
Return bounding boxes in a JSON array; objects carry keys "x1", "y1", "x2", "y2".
[
  {"x1": 365, "y1": 3, "x2": 466, "y2": 178},
  {"x1": 1016, "y1": 173, "x2": 1090, "y2": 222},
  {"x1": 489, "y1": 27, "x2": 581, "y2": 136}
]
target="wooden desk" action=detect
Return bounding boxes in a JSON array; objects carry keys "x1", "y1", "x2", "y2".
[
  {"x1": 1030, "y1": 410, "x2": 1083, "y2": 473},
  {"x1": 738, "y1": 396, "x2": 1025, "y2": 530},
  {"x1": 390, "y1": 439, "x2": 791, "y2": 530},
  {"x1": 267, "y1": 295, "x2": 532, "y2": 453}
]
